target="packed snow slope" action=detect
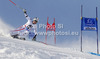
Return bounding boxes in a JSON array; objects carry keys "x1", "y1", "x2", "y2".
[
  {"x1": 0, "y1": 36, "x2": 100, "y2": 59},
  {"x1": 0, "y1": 18, "x2": 100, "y2": 59}
]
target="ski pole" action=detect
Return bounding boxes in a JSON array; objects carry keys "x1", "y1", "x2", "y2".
[{"x1": 9, "y1": 0, "x2": 24, "y2": 10}]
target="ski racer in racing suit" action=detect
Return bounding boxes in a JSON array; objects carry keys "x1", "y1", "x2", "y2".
[{"x1": 11, "y1": 9, "x2": 39, "y2": 41}]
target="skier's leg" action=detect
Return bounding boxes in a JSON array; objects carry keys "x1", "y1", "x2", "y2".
[
  {"x1": 18, "y1": 30, "x2": 29, "y2": 40},
  {"x1": 32, "y1": 37, "x2": 36, "y2": 41},
  {"x1": 32, "y1": 34, "x2": 37, "y2": 41},
  {"x1": 10, "y1": 31, "x2": 20, "y2": 39},
  {"x1": 11, "y1": 34, "x2": 19, "y2": 38}
]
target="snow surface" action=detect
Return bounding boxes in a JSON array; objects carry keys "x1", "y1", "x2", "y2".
[
  {"x1": 0, "y1": 18, "x2": 100, "y2": 59},
  {"x1": 0, "y1": 36, "x2": 100, "y2": 59}
]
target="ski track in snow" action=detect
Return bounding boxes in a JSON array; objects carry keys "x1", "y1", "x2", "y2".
[{"x1": 0, "y1": 36, "x2": 100, "y2": 59}]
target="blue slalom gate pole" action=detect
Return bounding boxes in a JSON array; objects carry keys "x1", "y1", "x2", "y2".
[
  {"x1": 81, "y1": 5, "x2": 83, "y2": 52},
  {"x1": 96, "y1": 7, "x2": 99, "y2": 54}
]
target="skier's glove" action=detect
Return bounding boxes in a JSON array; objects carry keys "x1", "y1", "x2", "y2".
[{"x1": 23, "y1": 9, "x2": 26, "y2": 13}]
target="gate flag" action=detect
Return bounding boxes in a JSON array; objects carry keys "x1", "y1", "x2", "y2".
[
  {"x1": 80, "y1": 6, "x2": 99, "y2": 54},
  {"x1": 81, "y1": 17, "x2": 98, "y2": 31}
]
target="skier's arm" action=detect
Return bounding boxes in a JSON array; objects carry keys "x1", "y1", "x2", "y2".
[{"x1": 23, "y1": 9, "x2": 31, "y2": 20}]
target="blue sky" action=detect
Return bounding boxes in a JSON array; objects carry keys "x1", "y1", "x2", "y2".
[{"x1": 0, "y1": 0, "x2": 100, "y2": 45}]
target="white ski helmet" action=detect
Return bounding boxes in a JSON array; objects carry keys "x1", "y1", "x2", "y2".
[{"x1": 33, "y1": 17, "x2": 39, "y2": 22}]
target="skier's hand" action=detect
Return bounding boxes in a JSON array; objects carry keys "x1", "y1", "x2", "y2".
[{"x1": 23, "y1": 9, "x2": 26, "y2": 13}]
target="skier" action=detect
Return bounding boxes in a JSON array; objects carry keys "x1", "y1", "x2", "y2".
[{"x1": 11, "y1": 9, "x2": 39, "y2": 41}]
